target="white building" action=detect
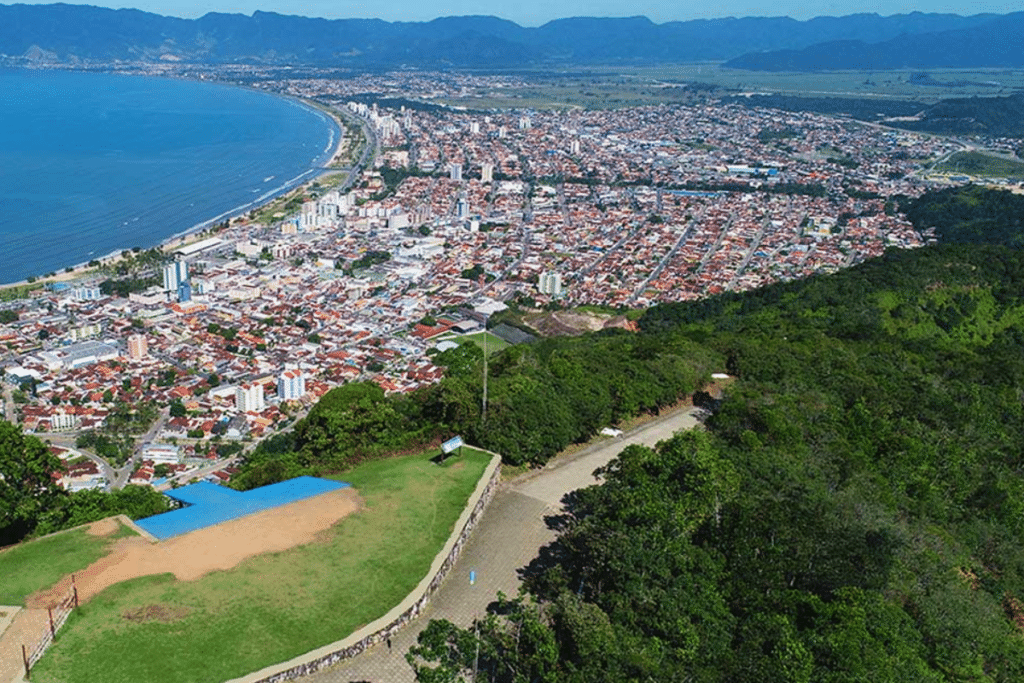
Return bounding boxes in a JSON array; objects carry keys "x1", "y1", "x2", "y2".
[
  {"x1": 277, "y1": 370, "x2": 306, "y2": 401},
  {"x1": 68, "y1": 323, "x2": 101, "y2": 342},
  {"x1": 50, "y1": 412, "x2": 80, "y2": 432},
  {"x1": 163, "y1": 261, "x2": 189, "y2": 292},
  {"x1": 449, "y1": 163, "x2": 463, "y2": 182},
  {"x1": 235, "y1": 382, "x2": 265, "y2": 413},
  {"x1": 538, "y1": 271, "x2": 564, "y2": 296},
  {"x1": 480, "y1": 163, "x2": 494, "y2": 183},
  {"x1": 142, "y1": 443, "x2": 182, "y2": 464},
  {"x1": 71, "y1": 286, "x2": 103, "y2": 301}
]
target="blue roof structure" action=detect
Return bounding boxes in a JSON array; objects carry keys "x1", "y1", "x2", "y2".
[{"x1": 136, "y1": 476, "x2": 351, "y2": 540}]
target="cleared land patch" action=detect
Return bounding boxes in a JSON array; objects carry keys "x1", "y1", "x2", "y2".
[
  {"x1": 31, "y1": 449, "x2": 491, "y2": 683},
  {"x1": 28, "y1": 487, "x2": 362, "y2": 609}
]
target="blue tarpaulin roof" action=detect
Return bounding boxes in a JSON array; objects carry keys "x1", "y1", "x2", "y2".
[{"x1": 136, "y1": 476, "x2": 351, "y2": 540}]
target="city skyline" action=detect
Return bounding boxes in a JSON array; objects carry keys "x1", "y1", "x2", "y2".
[{"x1": 5, "y1": 0, "x2": 1022, "y2": 26}]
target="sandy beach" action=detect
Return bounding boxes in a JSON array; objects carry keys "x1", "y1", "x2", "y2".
[{"x1": 0, "y1": 95, "x2": 351, "y2": 295}]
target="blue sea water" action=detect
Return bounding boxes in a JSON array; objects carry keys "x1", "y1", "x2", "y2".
[{"x1": 0, "y1": 68, "x2": 339, "y2": 284}]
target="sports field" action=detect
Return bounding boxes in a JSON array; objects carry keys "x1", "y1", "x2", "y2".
[{"x1": 25, "y1": 449, "x2": 492, "y2": 683}]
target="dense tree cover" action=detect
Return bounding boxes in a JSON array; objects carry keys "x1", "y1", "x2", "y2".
[
  {"x1": 896, "y1": 94, "x2": 1024, "y2": 138},
  {"x1": 904, "y1": 185, "x2": 1024, "y2": 247},
  {"x1": 32, "y1": 485, "x2": 169, "y2": 537},
  {"x1": 408, "y1": 242, "x2": 1024, "y2": 682},
  {"x1": 724, "y1": 93, "x2": 1024, "y2": 138},
  {"x1": 722, "y1": 94, "x2": 925, "y2": 122},
  {"x1": 232, "y1": 327, "x2": 717, "y2": 489},
  {"x1": 0, "y1": 421, "x2": 65, "y2": 545},
  {"x1": 99, "y1": 274, "x2": 161, "y2": 298},
  {"x1": 0, "y1": 420, "x2": 169, "y2": 545},
  {"x1": 232, "y1": 381, "x2": 436, "y2": 489}
]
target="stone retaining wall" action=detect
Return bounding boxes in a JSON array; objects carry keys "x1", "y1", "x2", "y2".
[{"x1": 230, "y1": 453, "x2": 503, "y2": 683}]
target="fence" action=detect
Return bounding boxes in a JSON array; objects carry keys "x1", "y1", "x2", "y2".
[
  {"x1": 230, "y1": 453, "x2": 503, "y2": 683},
  {"x1": 21, "y1": 576, "x2": 79, "y2": 680}
]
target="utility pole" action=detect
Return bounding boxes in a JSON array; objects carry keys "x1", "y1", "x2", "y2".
[{"x1": 482, "y1": 318, "x2": 488, "y2": 423}]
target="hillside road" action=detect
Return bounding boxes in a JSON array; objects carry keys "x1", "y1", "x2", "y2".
[{"x1": 304, "y1": 406, "x2": 701, "y2": 683}]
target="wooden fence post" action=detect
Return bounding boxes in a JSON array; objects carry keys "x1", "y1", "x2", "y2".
[
  {"x1": 48, "y1": 608, "x2": 55, "y2": 639},
  {"x1": 72, "y1": 574, "x2": 79, "y2": 609},
  {"x1": 23, "y1": 644, "x2": 30, "y2": 679}
]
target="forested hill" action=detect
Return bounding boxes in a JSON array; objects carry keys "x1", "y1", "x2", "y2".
[
  {"x1": 405, "y1": 243, "x2": 1024, "y2": 682},
  {"x1": 723, "y1": 94, "x2": 1024, "y2": 138},
  {"x1": 904, "y1": 185, "x2": 1024, "y2": 247}
]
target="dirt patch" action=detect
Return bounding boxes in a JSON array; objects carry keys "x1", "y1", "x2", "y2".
[
  {"x1": 27, "y1": 487, "x2": 362, "y2": 609},
  {"x1": 123, "y1": 604, "x2": 190, "y2": 624},
  {"x1": 86, "y1": 517, "x2": 121, "y2": 537},
  {"x1": 524, "y1": 310, "x2": 636, "y2": 337}
]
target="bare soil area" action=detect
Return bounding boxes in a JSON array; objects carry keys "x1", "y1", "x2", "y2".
[
  {"x1": 27, "y1": 487, "x2": 362, "y2": 609},
  {"x1": 523, "y1": 310, "x2": 634, "y2": 337}
]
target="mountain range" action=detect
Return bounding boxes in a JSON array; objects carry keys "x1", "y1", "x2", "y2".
[
  {"x1": 0, "y1": 4, "x2": 1020, "y2": 70},
  {"x1": 725, "y1": 11, "x2": 1024, "y2": 70}
]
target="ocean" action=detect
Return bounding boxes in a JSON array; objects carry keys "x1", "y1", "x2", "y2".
[{"x1": 0, "y1": 68, "x2": 339, "y2": 285}]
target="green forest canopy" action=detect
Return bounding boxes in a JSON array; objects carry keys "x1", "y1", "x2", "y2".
[{"x1": 406, "y1": 244, "x2": 1024, "y2": 680}]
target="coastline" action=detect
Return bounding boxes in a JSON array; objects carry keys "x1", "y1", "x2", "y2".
[{"x1": 0, "y1": 78, "x2": 348, "y2": 294}]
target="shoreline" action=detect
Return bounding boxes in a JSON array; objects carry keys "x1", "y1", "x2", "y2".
[{"x1": 0, "y1": 81, "x2": 350, "y2": 294}]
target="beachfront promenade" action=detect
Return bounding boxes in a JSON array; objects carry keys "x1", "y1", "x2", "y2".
[{"x1": 302, "y1": 407, "x2": 701, "y2": 683}]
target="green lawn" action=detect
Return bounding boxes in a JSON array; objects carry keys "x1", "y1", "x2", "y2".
[
  {"x1": 32, "y1": 449, "x2": 493, "y2": 683},
  {"x1": 0, "y1": 522, "x2": 136, "y2": 606},
  {"x1": 455, "y1": 331, "x2": 511, "y2": 354}
]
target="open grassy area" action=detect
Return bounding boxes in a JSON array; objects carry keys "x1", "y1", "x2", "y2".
[
  {"x1": 457, "y1": 331, "x2": 511, "y2": 354},
  {"x1": 32, "y1": 449, "x2": 493, "y2": 683},
  {"x1": 0, "y1": 282, "x2": 44, "y2": 301},
  {"x1": 435, "y1": 66, "x2": 1024, "y2": 110},
  {"x1": 435, "y1": 330, "x2": 510, "y2": 355},
  {"x1": 0, "y1": 522, "x2": 136, "y2": 606},
  {"x1": 934, "y1": 150, "x2": 1024, "y2": 179}
]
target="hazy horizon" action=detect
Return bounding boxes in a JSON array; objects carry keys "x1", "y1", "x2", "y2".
[{"x1": 3, "y1": 0, "x2": 1021, "y2": 27}]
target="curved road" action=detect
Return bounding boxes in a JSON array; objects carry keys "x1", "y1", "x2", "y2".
[{"x1": 304, "y1": 407, "x2": 701, "y2": 683}]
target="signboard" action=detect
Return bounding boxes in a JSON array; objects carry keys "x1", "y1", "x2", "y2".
[{"x1": 442, "y1": 435, "x2": 464, "y2": 455}]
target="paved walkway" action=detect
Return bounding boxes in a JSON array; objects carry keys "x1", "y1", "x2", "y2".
[
  {"x1": 0, "y1": 607, "x2": 45, "y2": 683},
  {"x1": 305, "y1": 407, "x2": 700, "y2": 683}
]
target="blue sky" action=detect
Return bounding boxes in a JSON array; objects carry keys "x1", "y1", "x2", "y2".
[{"x1": 13, "y1": 1, "x2": 1021, "y2": 25}]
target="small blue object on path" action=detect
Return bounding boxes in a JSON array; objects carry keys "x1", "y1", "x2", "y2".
[
  {"x1": 136, "y1": 476, "x2": 351, "y2": 540},
  {"x1": 470, "y1": 570, "x2": 476, "y2": 585}
]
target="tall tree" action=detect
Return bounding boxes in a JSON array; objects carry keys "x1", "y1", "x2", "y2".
[{"x1": 0, "y1": 420, "x2": 66, "y2": 545}]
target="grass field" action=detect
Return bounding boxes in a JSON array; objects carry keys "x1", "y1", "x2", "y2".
[
  {"x1": 437, "y1": 65, "x2": 1024, "y2": 110},
  {"x1": 32, "y1": 449, "x2": 492, "y2": 683},
  {"x1": 436, "y1": 331, "x2": 511, "y2": 355},
  {"x1": 934, "y1": 151, "x2": 1024, "y2": 179},
  {"x1": 0, "y1": 522, "x2": 136, "y2": 606},
  {"x1": 456, "y1": 331, "x2": 510, "y2": 354}
]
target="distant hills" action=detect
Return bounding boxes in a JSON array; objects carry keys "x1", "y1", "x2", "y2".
[
  {"x1": 725, "y1": 12, "x2": 1024, "y2": 70},
  {"x1": 0, "y1": 4, "x2": 1018, "y2": 69},
  {"x1": 724, "y1": 92, "x2": 1024, "y2": 137}
]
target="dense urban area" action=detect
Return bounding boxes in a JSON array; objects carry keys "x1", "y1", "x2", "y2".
[
  {"x1": 4, "y1": 30, "x2": 1024, "y2": 683},
  {"x1": 0, "y1": 65, "x2": 1019, "y2": 494}
]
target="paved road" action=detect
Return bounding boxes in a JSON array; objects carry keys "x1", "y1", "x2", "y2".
[{"x1": 304, "y1": 407, "x2": 701, "y2": 683}]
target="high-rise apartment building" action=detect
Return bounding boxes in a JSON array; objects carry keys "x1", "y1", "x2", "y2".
[{"x1": 126, "y1": 333, "x2": 148, "y2": 360}]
